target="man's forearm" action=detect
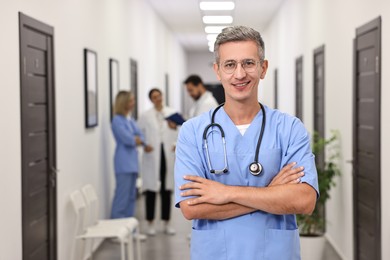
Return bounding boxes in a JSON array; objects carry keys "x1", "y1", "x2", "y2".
[
  {"x1": 180, "y1": 201, "x2": 256, "y2": 220},
  {"x1": 227, "y1": 183, "x2": 316, "y2": 215}
]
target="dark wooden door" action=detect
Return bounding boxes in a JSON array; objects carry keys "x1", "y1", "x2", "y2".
[
  {"x1": 353, "y1": 17, "x2": 381, "y2": 260},
  {"x1": 165, "y1": 73, "x2": 170, "y2": 106},
  {"x1": 204, "y1": 83, "x2": 225, "y2": 105},
  {"x1": 19, "y1": 13, "x2": 57, "y2": 260},
  {"x1": 130, "y1": 58, "x2": 138, "y2": 120},
  {"x1": 313, "y1": 45, "x2": 325, "y2": 169},
  {"x1": 274, "y1": 69, "x2": 278, "y2": 109},
  {"x1": 295, "y1": 56, "x2": 303, "y2": 121}
]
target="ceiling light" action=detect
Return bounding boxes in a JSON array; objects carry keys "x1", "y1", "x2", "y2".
[
  {"x1": 205, "y1": 26, "x2": 226, "y2": 34},
  {"x1": 203, "y1": 15, "x2": 233, "y2": 24},
  {"x1": 199, "y1": 1, "x2": 235, "y2": 11},
  {"x1": 207, "y1": 34, "x2": 218, "y2": 41}
]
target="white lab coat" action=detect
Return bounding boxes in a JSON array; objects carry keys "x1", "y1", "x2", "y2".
[
  {"x1": 188, "y1": 91, "x2": 218, "y2": 118},
  {"x1": 138, "y1": 106, "x2": 178, "y2": 192}
]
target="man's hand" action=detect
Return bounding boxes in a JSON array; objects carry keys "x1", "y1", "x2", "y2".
[
  {"x1": 180, "y1": 175, "x2": 230, "y2": 206},
  {"x1": 144, "y1": 145, "x2": 153, "y2": 153},
  {"x1": 268, "y1": 162, "x2": 304, "y2": 186},
  {"x1": 167, "y1": 120, "x2": 177, "y2": 130},
  {"x1": 135, "y1": 136, "x2": 143, "y2": 146}
]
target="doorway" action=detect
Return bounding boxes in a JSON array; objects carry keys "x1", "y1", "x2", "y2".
[
  {"x1": 313, "y1": 45, "x2": 325, "y2": 169},
  {"x1": 130, "y1": 58, "x2": 139, "y2": 120},
  {"x1": 204, "y1": 83, "x2": 225, "y2": 105},
  {"x1": 295, "y1": 56, "x2": 303, "y2": 121},
  {"x1": 353, "y1": 16, "x2": 381, "y2": 260},
  {"x1": 19, "y1": 13, "x2": 57, "y2": 260},
  {"x1": 274, "y1": 68, "x2": 278, "y2": 109}
]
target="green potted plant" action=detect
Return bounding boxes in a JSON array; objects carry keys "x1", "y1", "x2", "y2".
[{"x1": 297, "y1": 130, "x2": 341, "y2": 260}]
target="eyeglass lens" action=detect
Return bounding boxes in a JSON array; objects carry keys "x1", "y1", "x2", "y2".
[{"x1": 221, "y1": 59, "x2": 258, "y2": 74}]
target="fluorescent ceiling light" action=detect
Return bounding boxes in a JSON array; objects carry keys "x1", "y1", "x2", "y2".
[
  {"x1": 209, "y1": 45, "x2": 214, "y2": 52},
  {"x1": 205, "y1": 26, "x2": 226, "y2": 34},
  {"x1": 200, "y1": 1, "x2": 235, "y2": 11},
  {"x1": 203, "y1": 15, "x2": 233, "y2": 24},
  {"x1": 207, "y1": 34, "x2": 218, "y2": 41}
]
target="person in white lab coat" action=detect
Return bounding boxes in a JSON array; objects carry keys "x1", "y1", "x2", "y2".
[
  {"x1": 138, "y1": 88, "x2": 178, "y2": 236},
  {"x1": 184, "y1": 75, "x2": 219, "y2": 118}
]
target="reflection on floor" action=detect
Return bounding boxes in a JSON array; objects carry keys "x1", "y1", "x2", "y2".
[{"x1": 94, "y1": 194, "x2": 342, "y2": 260}]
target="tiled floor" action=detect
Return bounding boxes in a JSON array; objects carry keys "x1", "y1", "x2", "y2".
[{"x1": 93, "y1": 194, "x2": 342, "y2": 260}]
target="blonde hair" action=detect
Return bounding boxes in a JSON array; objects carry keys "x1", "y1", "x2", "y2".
[{"x1": 114, "y1": 91, "x2": 133, "y2": 116}]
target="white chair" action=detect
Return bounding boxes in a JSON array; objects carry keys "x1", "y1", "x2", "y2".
[
  {"x1": 81, "y1": 184, "x2": 142, "y2": 260},
  {"x1": 70, "y1": 190, "x2": 130, "y2": 260}
]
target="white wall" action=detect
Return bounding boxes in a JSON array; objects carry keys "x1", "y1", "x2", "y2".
[
  {"x1": 0, "y1": 0, "x2": 186, "y2": 259},
  {"x1": 187, "y1": 51, "x2": 218, "y2": 84},
  {"x1": 261, "y1": 0, "x2": 390, "y2": 259}
]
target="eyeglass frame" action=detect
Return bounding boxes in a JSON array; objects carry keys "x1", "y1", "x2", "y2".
[{"x1": 218, "y1": 59, "x2": 264, "y2": 74}]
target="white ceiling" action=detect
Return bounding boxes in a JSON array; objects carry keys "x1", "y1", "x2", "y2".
[{"x1": 146, "y1": 0, "x2": 286, "y2": 52}]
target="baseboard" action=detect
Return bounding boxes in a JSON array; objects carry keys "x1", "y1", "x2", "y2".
[{"x1": 325, "y1": 234, "x2": 348, "y2": 260}]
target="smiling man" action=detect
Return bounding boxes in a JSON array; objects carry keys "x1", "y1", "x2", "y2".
[{"x1": 174, "y1": 26, "x2": 319, "y2": 260}]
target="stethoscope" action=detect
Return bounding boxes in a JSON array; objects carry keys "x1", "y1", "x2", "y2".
[{"x1": 203, "y1": 103, "x2": 266, "y2": 176}]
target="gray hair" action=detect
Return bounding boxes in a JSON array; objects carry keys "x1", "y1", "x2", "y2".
[{"x1": 214, "y1": 26, "x2": 265, "y2": 63}]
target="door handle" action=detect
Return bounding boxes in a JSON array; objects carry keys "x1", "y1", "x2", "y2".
[
  {"x1": 51, "y1": 167, "x2": 60, "y2": 173},
  {"x1": 346, "y1": 159, "x2": 356, "y2": 177},
  {"x1": 50, "y1": 167, "x2": 59, "y2": 187}
]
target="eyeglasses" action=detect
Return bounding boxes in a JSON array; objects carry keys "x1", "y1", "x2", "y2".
[{"x1": 220, "y1": 59, "x2": 260, "y2": 74}]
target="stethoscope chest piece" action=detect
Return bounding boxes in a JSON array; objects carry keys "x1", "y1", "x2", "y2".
[
  {"x1": 249, "y1": 162, "x2": 263, "y2": 176},
  {"x1": 204, "y1": 102, "x2": 266, "y2": 176}
]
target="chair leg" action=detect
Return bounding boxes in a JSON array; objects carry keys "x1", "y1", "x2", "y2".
[
  {"x1": 89, "y1": 239, "x2": 94, "y2": 260},
  {"x1": 134, "y1": 228, "x2": 142, "y2": 260},
  {"x1": 127, "y1": 233, "x2": 134, "y2": 260},
  {"x1": 120, "y1": 241, "x2": 126, "y2": 260}
]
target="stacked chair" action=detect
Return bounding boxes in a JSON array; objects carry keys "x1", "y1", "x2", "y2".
[{"x1": 70, "y1": 184, "x2": 142, "y2": 260}]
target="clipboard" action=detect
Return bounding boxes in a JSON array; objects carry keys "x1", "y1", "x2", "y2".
[{"x1": 165, "y1": 112, "x2": 186, "y2": 125}]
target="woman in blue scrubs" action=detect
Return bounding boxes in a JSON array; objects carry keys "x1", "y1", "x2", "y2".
[
  {"x1": 174, "y1": 26, "x2": 319, "y2": 260},
  {"x1": 111, "y1": 91, "x2": 152, "y2": 219}
]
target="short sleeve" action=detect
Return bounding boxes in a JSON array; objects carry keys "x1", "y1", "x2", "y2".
[
  {"x1": 280, "y1": 119, "x2": 319, "y2": 198},
  {"x1": 174, "y1": 121, "x2": 207, "y2": 207}
]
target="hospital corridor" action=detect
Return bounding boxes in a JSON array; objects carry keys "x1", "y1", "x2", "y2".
[{"x1": 1, "y1": 0, "x2": 390, "y2": 260}]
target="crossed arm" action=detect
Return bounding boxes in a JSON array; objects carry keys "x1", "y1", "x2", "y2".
[{"x1": 178, "y1": 162, "x2": 317, "y2": 220}]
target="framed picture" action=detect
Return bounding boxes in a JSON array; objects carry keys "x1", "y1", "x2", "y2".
[
  {"x1": 84, "y1": 48, "x2": 98, "y2": 128},
  {"x1": 129, "y1": 58, "x2": 138, "y2": 120},
  {"x1": 109, "y1": 58, "x2": 119, "y2": 121},
  {"x1": 165, "y1": 73, "x2": 169, "y2": 106}
]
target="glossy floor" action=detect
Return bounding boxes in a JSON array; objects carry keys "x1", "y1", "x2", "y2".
[{"x1": 93, "y1": 194, "x2": 342, "y2": 260}]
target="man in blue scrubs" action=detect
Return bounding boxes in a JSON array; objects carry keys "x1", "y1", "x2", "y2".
[{"x1": 174, "y1": 26, "x2": 318, "y2": 260}]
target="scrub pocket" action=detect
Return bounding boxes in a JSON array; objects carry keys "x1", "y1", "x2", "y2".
[
  {"x1": 191, "y1": 229, "x2": 227, "y2": 260},
  {"x1": 263, "y1": 228, "x2": 300, "y2": 260}
]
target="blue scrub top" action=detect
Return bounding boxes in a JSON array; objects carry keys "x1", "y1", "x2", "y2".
[
  {"x1": 112, "y1": 114, "x2": 145, "y2": 174},
  {"x1": 174, "y1": 105, "x2": 319, "y2": 260}
]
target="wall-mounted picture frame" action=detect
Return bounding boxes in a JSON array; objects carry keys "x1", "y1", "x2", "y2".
[
  {"x1": 129, "y1": 58, "x2": 138, "y2": 120},
  {"x1": 109, "y1": 58, "x2": 119, "y2": 121},
  {"x1": 165, "y1": 73, "x2": 169, "y2": 106},
  {"x1": 84, "y1": 48, "x2": 98, "y2": 128}
]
